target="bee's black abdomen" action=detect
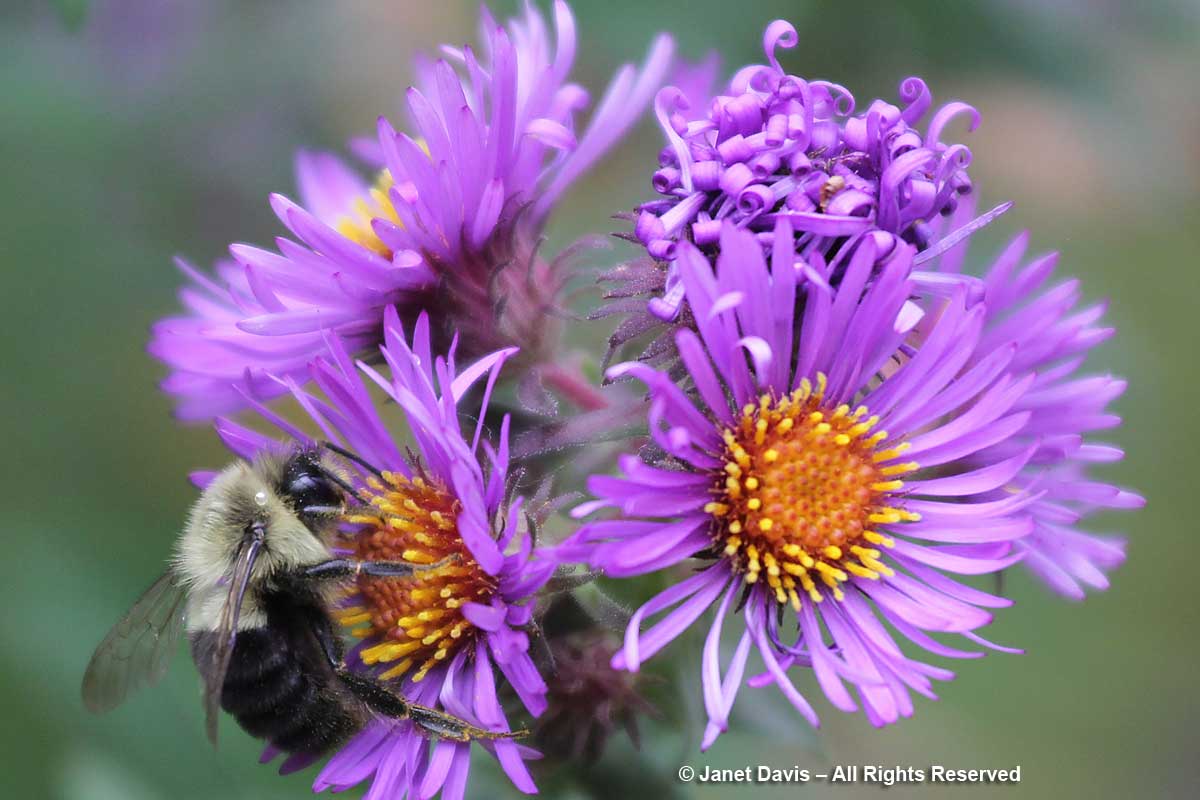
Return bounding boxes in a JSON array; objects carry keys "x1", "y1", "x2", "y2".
[
  {"x1": 222, "y1": 626, "x2": 291, "y2": 683},
  {"x1": 190, "y1": 595, "x2": 365, "y2": 757},
  {"x1": 270, "y1": 693, "x2": 356, "y2": 753},
  {"x1": 218, "y1": 629, "x2": 304, "y2": 718}
]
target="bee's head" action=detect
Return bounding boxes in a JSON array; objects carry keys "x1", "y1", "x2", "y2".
[{"x1": 278, "y1": 450, "x2": 346, "y2": 529}]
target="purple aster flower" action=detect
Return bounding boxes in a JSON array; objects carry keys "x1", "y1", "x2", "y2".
[
  {"x1": 597, "y1": 18, "x2": 977, "y2": 362},
  {"x1": 151, "y1": 1, "x2": 674, "y2": 420},
  {"x1": 210, "y1": 307, "x2": 555, "y2": 798},
  {"x1": 564, "y1": 220, "x2": 1042, "y2": 738},
  {"x1": 918, "y1": 199, "x2": 1144, "y2": 598}
]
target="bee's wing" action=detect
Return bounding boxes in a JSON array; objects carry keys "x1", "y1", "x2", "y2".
[
  {"x1": 200, "y1": 535, "x2": 262, "y2": 747},
  {"x1": 82, "y1": 571, "x2": 188, "y2": 713}
]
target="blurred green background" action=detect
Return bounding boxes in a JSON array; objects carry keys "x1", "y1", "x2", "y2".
[{"x1": 2, "y1": 0, "x2": 1197, "y2": 798}]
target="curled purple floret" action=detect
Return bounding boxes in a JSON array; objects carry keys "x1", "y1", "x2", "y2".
[{"x1": 630, "y1": 20, "x2": 979, "y2": 322}]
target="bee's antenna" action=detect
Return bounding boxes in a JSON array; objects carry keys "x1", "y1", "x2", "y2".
[
  {"x1": 311, "y1": 464, "x2": 370, "y2": 505},
  {"x1": 319, "y1": 441, "x2": 385, "y2": 480}
]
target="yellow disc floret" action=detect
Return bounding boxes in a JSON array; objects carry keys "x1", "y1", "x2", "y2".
[
  {"x1": 708, "y1": 373, "x2": 919, "y2": 609},
  {"x1": 335, "y1": 169, "x2": 402, "y2": 258},
  {"x1": 338, "y1": 470, "x2": 496, "y2": 683}
]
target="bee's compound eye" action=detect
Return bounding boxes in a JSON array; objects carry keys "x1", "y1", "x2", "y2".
[
  {"x1": 254, "y1": 490, "x2": 269, "y2": 507},
  {"x1": 285, "y1": 466, "x2": 341, "y2": 511}
]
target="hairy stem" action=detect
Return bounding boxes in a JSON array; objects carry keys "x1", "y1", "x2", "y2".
[{"x1": 541, "y1": 361, "x2": 609, "y2": 411}]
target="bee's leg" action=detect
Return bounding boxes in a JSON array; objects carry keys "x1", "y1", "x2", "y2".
[
  {"x1": 334, "y1": 668, "x2": 413, "y2": 719},
  {"x1": 306, "y1": 618, "x2": 413, "y2": 721},
  {"x1": 406, "y1": 703, "x2": 529, "y2": 743},
  {"x1": 304, "y1": 614, "x2": 523, "y2": 743},
  {"x1": 299, "y1": 555, "x2": 458, "y2": 582},
  {"x1": 332, "y1": 668, "x2": 527, "y2": 743}
]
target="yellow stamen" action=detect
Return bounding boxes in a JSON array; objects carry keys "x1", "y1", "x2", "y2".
[
  {"x1": 701, "y1": 372, "x2": 917, "y2": 608},
  {"x1": 338, "y1": 470, "x2": 498, "y2": 687}
]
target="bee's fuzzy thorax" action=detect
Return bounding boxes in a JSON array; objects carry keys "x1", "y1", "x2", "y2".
[{"x1": 173, "y1": 456, "x2": 337, "y2": 632}]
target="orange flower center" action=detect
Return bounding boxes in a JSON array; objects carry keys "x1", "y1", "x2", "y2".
[
  {"x1": 707, "y1": 374, "x2": 919, "y2": 608},
  {"x1": 339, "y1": 471, "x2": 496, "y2": 682}
]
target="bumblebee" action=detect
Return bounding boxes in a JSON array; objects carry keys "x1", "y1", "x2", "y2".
[{"x1": 82, "y1": 447, "x2": 523, "y2": 753}]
